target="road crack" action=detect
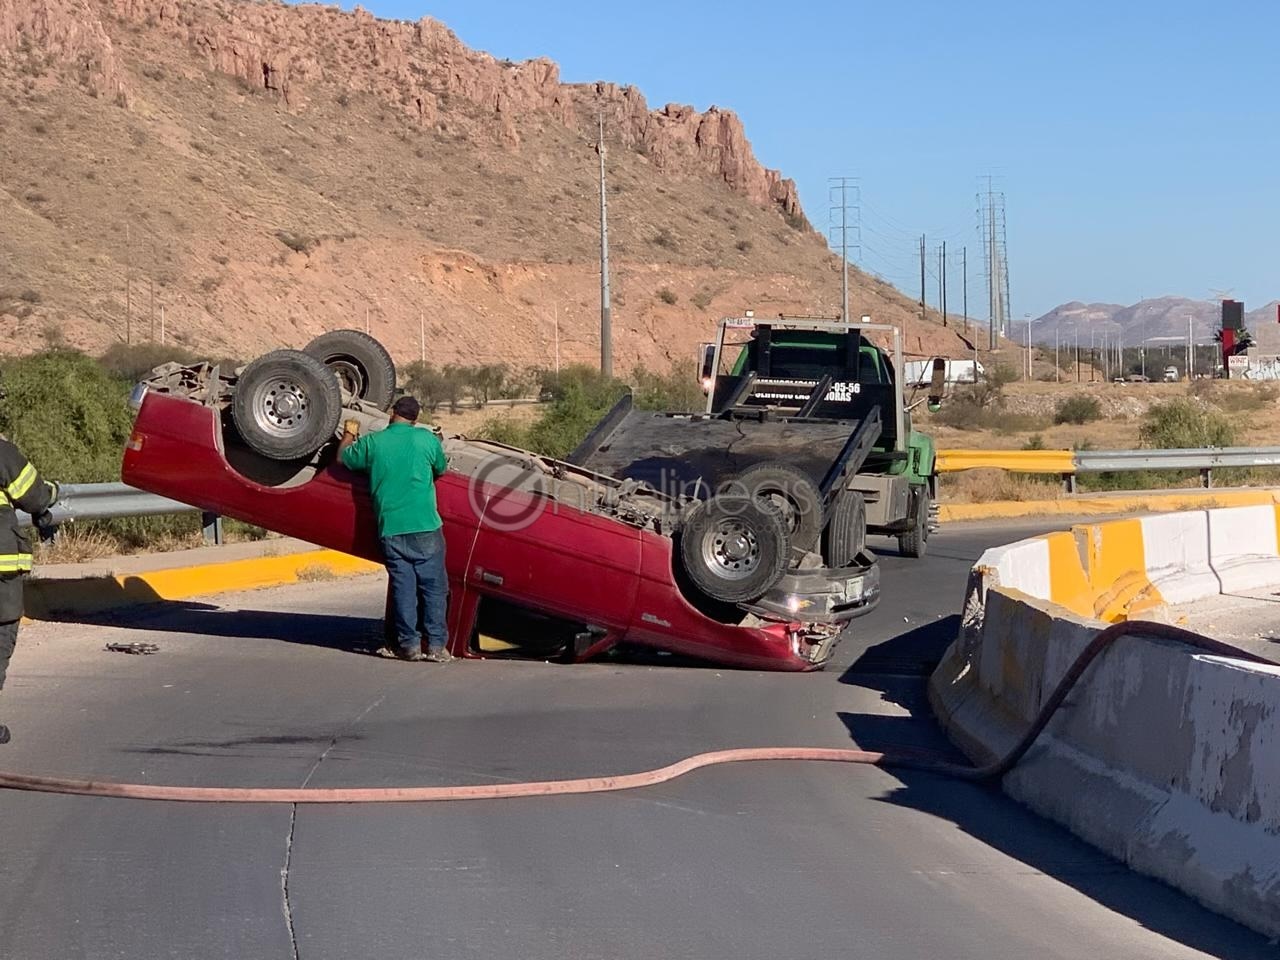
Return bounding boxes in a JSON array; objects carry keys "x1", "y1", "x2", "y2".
[{"x1": 279, "y1": 693, "x2": 387, "y2": 960}]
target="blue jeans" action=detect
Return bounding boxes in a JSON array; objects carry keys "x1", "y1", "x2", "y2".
[{"x1": 382, "y1": 530, "x2": 449, "y2": 656}]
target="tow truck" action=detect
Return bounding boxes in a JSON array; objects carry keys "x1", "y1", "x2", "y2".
[
  {"x1": 121, "y1": 331, "x2": 880, "y2": 670},
  {"x1": 570, "y1": 315, "x2": 944, "y2": 563}
]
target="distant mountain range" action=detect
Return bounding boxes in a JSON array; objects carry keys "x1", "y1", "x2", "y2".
[{"x1": 1030, "y1": 297, "x2": 1280, "y2": 347}]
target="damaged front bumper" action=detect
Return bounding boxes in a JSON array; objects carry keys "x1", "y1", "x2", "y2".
[{"x1": 745, "y1": 552, "x2": 881, "y2": 627}]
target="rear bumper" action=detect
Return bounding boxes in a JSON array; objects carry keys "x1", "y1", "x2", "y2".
[{"x1": 745, "y1": 554, "x2": 881, "y2": 626}]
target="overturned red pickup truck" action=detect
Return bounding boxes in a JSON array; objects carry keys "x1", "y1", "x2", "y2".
[{"x1": 122, "y1": 332, "x2": 878, "y2": 670}]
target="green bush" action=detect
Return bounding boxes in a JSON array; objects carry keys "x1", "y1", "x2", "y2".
[
  {"x1": 0, "y1": 350, "x2": 135, "y2": 482},
  {"x1": 1053, "y1": 395, "x2": 1102, "y2": 425},
  {"x1": 1140, "y1": 399, "x2": 1236, "y2": 449}
]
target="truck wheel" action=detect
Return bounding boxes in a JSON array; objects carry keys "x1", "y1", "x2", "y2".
[
  {"x1": 897, "y1": 487, "x2": 930, "y2": 558},
  {"x1": 303, "y1": 330, "x2": 396, "y2": 409},
  {"x1": 678, "y1": 495, "x2": 790, "y2": 603},
  {"x1": 729, "y1": 462, "x2": 823, "y2": 558},
  {"x1": 822, "y1": 489, "x2": 866, "y2": 568},
  {"x1": 231, "y1": 350, "x2": 342, "y2": 461}
]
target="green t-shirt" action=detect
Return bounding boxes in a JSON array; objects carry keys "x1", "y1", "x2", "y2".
[{"x1": 340, "y1": 422, "x2": 448, "y2": 538}]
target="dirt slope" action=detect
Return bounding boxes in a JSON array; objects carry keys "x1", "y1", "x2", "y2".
[{"x1": 0, "y1": 0, "x2": 972, "y2": 369}]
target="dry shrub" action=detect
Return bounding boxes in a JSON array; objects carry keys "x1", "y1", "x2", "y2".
[
  {"x1": 34, "y1": 526, "x2": 119, "y2": 564},
  {"x1": 296, "y1": 563, "x2": 336, "y2": 582},
  {"x1": 939, "y1": 468, "x2": 1064, "y2": 504}
]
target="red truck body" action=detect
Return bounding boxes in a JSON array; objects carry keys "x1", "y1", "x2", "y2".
[{"x1": 122, "y1": 392, "x2": 833, "y2": 671}]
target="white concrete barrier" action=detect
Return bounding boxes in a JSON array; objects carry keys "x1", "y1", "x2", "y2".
[
  {"x1": 931, "y1": 506, "x2": 1280, "y2": 938},
  {"x1": 1207, "y1": 504, "x2": 1280, "y2": 594},
  {"x1": 1138, "y1": 510, "x2": 1218, "y2": 604}
]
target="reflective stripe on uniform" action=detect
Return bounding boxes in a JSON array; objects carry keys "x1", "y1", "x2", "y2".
[
  {"x1": 6, "y1": 463, "x2": 36, "y2": 501},
  {"x1": 0, "y1": 554, "x2": 32, "y2": 573}
]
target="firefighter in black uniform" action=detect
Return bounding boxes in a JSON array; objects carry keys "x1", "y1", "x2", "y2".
[{"x1": 0, "y1": 436, "x2": 57, "y2": 744}]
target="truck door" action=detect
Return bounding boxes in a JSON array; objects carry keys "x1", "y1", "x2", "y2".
[{"x1": 466, "y1": 474, "x2": 642, "y2": 646}]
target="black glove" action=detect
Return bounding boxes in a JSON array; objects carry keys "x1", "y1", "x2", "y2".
[{"x1": 32, "y1": 510, "x2": 56, "y2": 542}]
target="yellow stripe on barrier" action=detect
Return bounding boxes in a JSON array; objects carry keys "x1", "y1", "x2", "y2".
[
  {"x1": 935, "y1": 449, "x2": 1075, "y2": 474},
  {"x1": 1076, "y1": 518, "x2": 1163, "y2": 621},
  {"x1": 1039, "y1": 532, "x2": 1093, "y2": 618}
]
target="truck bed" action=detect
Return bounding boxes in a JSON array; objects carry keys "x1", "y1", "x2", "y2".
[{"x1": 567, "y1": 395, "x2": 865, "y2": 497}]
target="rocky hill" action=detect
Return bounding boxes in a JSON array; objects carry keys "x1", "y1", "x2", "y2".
[
  {"x1": 0, "y1": 0, "x2": 971, "y2": 371},
  {"x1": 1032, "y1": 297, "x2": 1279, "y2": 348}
]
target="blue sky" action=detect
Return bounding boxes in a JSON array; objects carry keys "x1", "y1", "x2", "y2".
[{"x1": 313, "y1": 1, "x2": 1278, "y2": 319}]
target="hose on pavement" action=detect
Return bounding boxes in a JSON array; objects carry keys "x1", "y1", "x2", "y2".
[{"x1": 0, "y1": 621, "x2": 1264, "y2": 804}]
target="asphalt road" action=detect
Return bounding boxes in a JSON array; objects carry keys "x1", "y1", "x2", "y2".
[{"x1": 0, "y1": 521, "x2": 1270, "y2": 959}]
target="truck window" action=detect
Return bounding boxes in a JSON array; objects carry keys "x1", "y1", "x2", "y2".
[{"x1": 728, "y1": 337, "x2": 888, "y2": 384}]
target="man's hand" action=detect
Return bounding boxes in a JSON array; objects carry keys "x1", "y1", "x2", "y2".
[{"x1": 338, "y1": 419, "x2": 361, "y2": 458}]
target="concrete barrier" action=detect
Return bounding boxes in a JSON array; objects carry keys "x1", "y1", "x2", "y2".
[{"x1": 931, "y1": 505, "x2": 1280, "y2": 938}]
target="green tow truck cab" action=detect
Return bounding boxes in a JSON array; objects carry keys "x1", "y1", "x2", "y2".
[{"x1": 697, "y1": 315, "x2": 942, "y2": 557}]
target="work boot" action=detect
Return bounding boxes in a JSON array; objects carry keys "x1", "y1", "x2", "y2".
[
  {"x1": 0, "y1": 724, "x2": 10, "y2": 744},
  {"x1": 423, "y1": 648, "x2": 455, "y2": 664}
]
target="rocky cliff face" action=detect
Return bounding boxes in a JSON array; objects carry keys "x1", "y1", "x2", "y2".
[
  {"x1": 3, "y1": 0, "x2": 803, "y2": 221},
  {"x1": 0, "y1": 0, "x2": 126, "y2": 102}
]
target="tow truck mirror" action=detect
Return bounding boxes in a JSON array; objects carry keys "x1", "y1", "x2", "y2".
[
  {"x1": 698, "y1": 343, "x2": 715, "y2": 392},
  {"x1": 927, "y1": 358, "x2": 946, "y2": 412}
]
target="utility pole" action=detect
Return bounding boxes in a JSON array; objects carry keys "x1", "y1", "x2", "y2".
[
  {"x1": 160, "y1": 305, "x2": 165, "y2": 345},
  {"x1": 125, "y1": 223, "x2": 132, "y2": 345},
  {"x1": 419, "y1": 311, "x2": 425, "y2": 364},
  {"x1": 828, "y1": 178, "x2": 859, "y2": 321},
  {"x1": 554, "y1": 302, "x2": 561, "y2": 375},
  {"x1": 1075, "y1": 329, "x2": 1080, "y2": 382},
  {"x1": 597, "y1": 113, "x2": 612, "y2": 379},
  {"x1": 936, "y1": 245, "x2": 944, "y2": 325},
  {"x1": 942, "y1": 241, "x2": 948, "y2": 327},
  {"x1": 1055, "y1": 327, "x2": 1060, "y2": 383},
  {"x1": 1187, "y1": 314, "x2": 1193, "y2": 380},
  {"x1": 919, "y1": 235, "x2": 927, "y2": 325},
  {"x1": 1024, "y1": 313, "x2": 1031, "y2": 380},
  {"x1": 961, "y1": 246, "x2": 968, "y2": 335}
]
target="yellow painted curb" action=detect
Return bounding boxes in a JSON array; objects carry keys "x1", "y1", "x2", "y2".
[
  {"x1": 25, "y1": 550, "x2": 382, "y2": 619},
  {"x1": 938, "y1": 487, "x2": 1280, "y2": 523}
]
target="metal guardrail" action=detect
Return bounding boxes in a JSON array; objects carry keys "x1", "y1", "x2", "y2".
[
  {"x1": 19, "y1": 483, "x2": 222, "y2": 544},
  {"x1": 935, "y1": 446, "x2": 1280, "y2": 492},
  {"x1": 29, "y1": 446, "x2": 1280, "y2": 536}
]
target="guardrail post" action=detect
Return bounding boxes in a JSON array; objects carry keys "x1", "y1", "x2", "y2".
[
  {"x1": 202, "y1": 512, "x2": 224, "y2": 546},
  {"x1": 1062, "y1": 473, "x2": 1077, "y2": 494},
  {"x1": 1200, "y1": 467, "x2": 1212, "y2": 489}
]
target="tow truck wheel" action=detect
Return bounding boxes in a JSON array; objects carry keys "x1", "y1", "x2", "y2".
[
  {"x1": 822, "y1": 488, "x2": 866, "y2": 567},
  {"x1": 231, "y1": 350, "x2": 342, "y2": 461},
  {"x1": 897, "y1": 487, "x2": 930, "y2": 558},
  {"x1": 729, "y1": 462, "x2": 824, "y2": 558},
  {"x1": 678, "y1": 495, "x2": 790, "y2": 603},
  {"x1": 303, "y1": 329, "x2": 397, "y2": 409}
]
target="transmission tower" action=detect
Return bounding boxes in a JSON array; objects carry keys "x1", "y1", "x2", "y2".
[
  {"x1": 977, "y1": 176, "x2": 1011, "y2": 349},
  {"x1": 828, "y1": 178, "x2": 861, "y2": 321}
]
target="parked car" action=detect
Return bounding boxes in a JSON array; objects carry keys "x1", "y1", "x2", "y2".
[{"x1": 121, "y1": 334, "x2": 879, "y2": 671}]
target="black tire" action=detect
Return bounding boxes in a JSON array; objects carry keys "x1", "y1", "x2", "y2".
[
  {"x1": 822, "y1": 488, "x2": 866, "y2": 568},
  {"x1": 303, "y1": 329, "x2": 396, "y2": 409},
  {"x1": 728, "y1": 461, "x2": 824, "y2": 558},
  {"x1": 897, "y1": 486, "x2": 930, "y2": 558},
  {"x1": 677, "y1": 495, "x2": 790, "y2": 603},
  {"x1": 231, "y1": 350, "x2": 342, "y2": 461}
]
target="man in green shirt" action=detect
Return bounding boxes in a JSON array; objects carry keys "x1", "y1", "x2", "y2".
[{"x1": 339, "y1": 395, "x2": 452, "y2": 662}]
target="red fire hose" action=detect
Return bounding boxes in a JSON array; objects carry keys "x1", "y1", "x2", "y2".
[{"x1": 0, "y1": 622, "x2": 1264, "y2": 803}]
